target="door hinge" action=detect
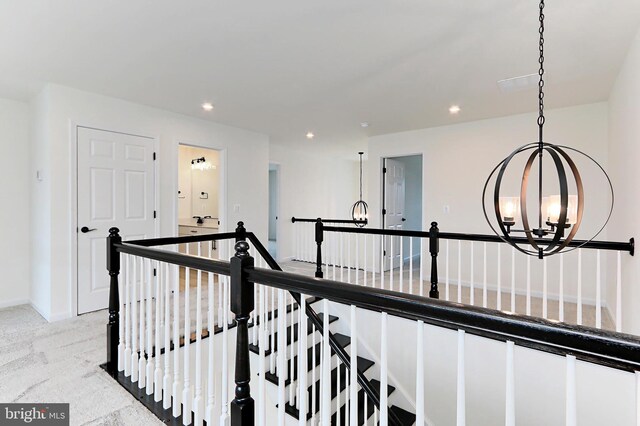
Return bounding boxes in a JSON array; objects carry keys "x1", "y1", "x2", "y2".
[
  {"x1": 153, "y1": 210, "x2": 157, "y2": 219},
  {"x1": 153, "y1": 152, "x2": 157, "y2": 161},
  {"x1": 384, "y1": 250, "x2": 387, "y2": 256},
  {"x1": 382, "y1": 167, "x2": 387, "y2": 173},
  {"x1": 153, "y1": 268, "x2": 157, "y2": 277},
  {"x1": 382, "y1": 208, "x2": 387, "y2": 215}
]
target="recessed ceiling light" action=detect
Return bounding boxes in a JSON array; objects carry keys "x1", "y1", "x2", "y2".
[
  {"x1": 202, "y1": 102, "x2": 214, "y2": 111},
  {"x1": 449, "y1": 105, "x2": 461, "y2": 114},
  {"x1": 360, "y1": 122, "x2": 369, "y2": 128},
  {"x1": 306, "y1": 132, "x2": 315, "y2": 140}
]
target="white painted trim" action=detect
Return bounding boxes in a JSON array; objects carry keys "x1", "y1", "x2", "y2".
[
  {"x1": 268, "y1": 162, "x2": 282, "y2": 261},
  {"x1": 70, "y1": 121, "x2": 159, "y2": 318},
  {"x1": 0, "y1": 299, "x2": 30, "y2": 309}
]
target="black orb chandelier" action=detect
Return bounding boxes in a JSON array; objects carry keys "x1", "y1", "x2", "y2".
[
  {"x1": 351, "y1": 151, "x2": 368, "y2": 227},
  {"x1": 482, "y1": 0, "x2": 613, "y2": 259}
]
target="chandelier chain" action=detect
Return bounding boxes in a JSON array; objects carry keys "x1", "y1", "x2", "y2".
[{"x1": 537, "y1": 0, "x2": 545, "y2": 130}]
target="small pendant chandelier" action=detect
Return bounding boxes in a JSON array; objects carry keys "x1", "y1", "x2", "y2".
[
  {"x1": 482, "y1": 0, "x2": 613, "y2": 258},
  {"x1": 351, "y1": 152, "x2": 368, "y2": 227}
]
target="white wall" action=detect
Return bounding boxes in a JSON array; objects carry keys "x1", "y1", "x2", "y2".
[
  {"x1": 0, "y1": 97, "x2": 30, "y2": 308},
  {"x1": 367, "y1": 103, "x2": 619, "y2": 320},
  {"x1": 608, "y1": 27, "x2": 640, "y2": 335},
  {"x1": 30, "y1": 84, "x2": 269, "y2": 321},
  {"x1": 269, "y1": 143, "x2": 359, "y2": 261}
]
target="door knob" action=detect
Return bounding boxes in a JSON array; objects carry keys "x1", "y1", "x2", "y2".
[
  {"x1": 401, "y1": 218, "x2": 407, "y2": 222},
  {"x1": 80, "y1": 226, "x2": 97, "y2": 233}
]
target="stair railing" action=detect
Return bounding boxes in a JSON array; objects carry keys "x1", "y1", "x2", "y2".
[{"x1": 296, "y1": 217, "x2": 634, "y2": 332}]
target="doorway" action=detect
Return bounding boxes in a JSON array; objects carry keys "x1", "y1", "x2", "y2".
[
  {"x1": 177, "y1": 144, "x2": 222, "y2": 288},
  {"x1": 268, "y1": 163, "x2": 280, "y2": 260},
  {"x1": 76, "y1": 127, "x2": 156, "y2": 314},
  {"x1": 382, "y1": 154, "x2": 423, "y2": 270}
]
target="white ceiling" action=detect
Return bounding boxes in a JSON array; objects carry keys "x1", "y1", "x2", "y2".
[{"x1": 1, "y1": 1, "x2": 639, "y2": 150}]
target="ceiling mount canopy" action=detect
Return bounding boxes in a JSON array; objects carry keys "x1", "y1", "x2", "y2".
[{"x1": 482, "y1": 0, "x2": 614, "y2": 259}]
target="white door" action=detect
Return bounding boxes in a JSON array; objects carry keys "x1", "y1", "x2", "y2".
[
  {"x1": 383, "y1": 158, "x2": 406, "y2": 270},
  {"x1": 77, "y1": 127, "x2": 156, "y2": 314}
]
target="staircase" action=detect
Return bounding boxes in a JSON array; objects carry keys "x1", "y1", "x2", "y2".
[{"x1": 248, "y1": 297, "x2": 417, "y2": 425}]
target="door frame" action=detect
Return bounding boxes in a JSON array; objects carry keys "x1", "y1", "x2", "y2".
[
  {"x1": 69, "y1": 121, "x2": 160, "y2": 317},
  {"x1": 173, "y1": 141, "x2": 228, "y2": 242},
  {"x1": 268, "y1": 162, "x2": 282, "y2": 261}
]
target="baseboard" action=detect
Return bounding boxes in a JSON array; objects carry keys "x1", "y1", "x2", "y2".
[{"x1": 0, "y1": 298, "x2": 30, "y2": 309}]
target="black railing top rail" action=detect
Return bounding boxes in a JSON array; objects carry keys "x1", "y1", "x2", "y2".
[
  {"x1": 247, "y1": 265, "x2": 640, "y2": 372},
  {"x1": 291, "y1": 216, "x2": 368, "y2": 225},
  {"x1": 115, "y1": 241, "x2": 232, "y2": 276},
  {"x1": 321, "y1": 224, "x2": 635, "y2": 255},
  {"x1": 127, "y1": 231, "x2": 239, "y2": 247}
]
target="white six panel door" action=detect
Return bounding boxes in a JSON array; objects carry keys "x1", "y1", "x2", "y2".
[
  {"x1": 77, "y1": 127, "x2": 156, "y2": 314},
  {"x1": 384, "y1": 158, "x2": 406, "y2": 270}
]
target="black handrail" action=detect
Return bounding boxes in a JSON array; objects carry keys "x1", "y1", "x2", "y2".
[
  {"x1": 247, "y1": 267, "x2": 640, "y2": 372},
  {"x1": 321, "y1": 225, "x2": 635, "y2": 254},
  {"x1": 292, "y1": 216, "x2": 368, "y2": 225},
  {"x1": 127, "y1": 231, "x2": 238, "y2": 247},
  {"x1": 246, "y1": 232, "x2": 403, "y2": 425}
]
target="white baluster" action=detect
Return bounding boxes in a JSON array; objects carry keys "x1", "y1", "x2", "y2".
[
  {"x1": 483, "y1": 243, "x2": 488, "y2": 308},
  {"x1": 505, "y1": 341, "x2": 515, "y2": 426},
  {"x1": 131, "y1": 257, "x2": 139, "y2": 383},
  {"x1": 153, "y1": 261, "x2": 163, "y2": 402},
  {"x1": 183, "y1": 256, "x2": 192, "y2": 425},
  {"x1": 390, "y1": 235, "x2": 394, "y2": 292},
  {"x1": 457, "y1": 241, "x2": 462, "y2": 304},
  {"x1": 380, "y1": 312, "x2": 388, "y2": 426},
  {"x1": 511, "y1": 248, "x2": 516, "y2": 313},
  {"x1": 356, "y1": 233, "x2": 360, "y2": 286},
  {"x1": 445, "y1": 240, "x2": 449, "y2": 301},
  {"x1": 338, "y1": 357, "x2": 342, "y2": 426},
  {"x1": 415, "y1": 320, "x2": 425, "y2": 425},
  {"x1": 380, "y1": 235, "x2": 385, "y2": 290},
  {"x1": 321, "y1": 302, "x2": 331, "y2": 425},
  {"x1": 297, "y1": 296, "x2": 308, "y2": 426},
  {"x1": 565, "y1": 355, "x2": 577, "y2": 426},
  {"x1": 420, "y1": 238, "x2": 425, "y2": 297},
  {"x1": 526, "y1": 256, "x2": 531, "y2": 316},
  {"x1": 219, "y1": 277, "x2": 229, "y2": 426},
  {"x1": 457, "y1": 330, "x2": 466, "y2": 426},
  {"x1": 350, "y1": 305, "x2": 358, "y2": 426},
  {"x1": 409, "y1": 237, "x2": 414, "y2": 295},
  {"x1": 596, "y1": 250, "x2": 602, "y2": 329},
  {"x1": 278, "y1": 290, "x2": 286, "y2": 425},
  {"x1": 146, "y1": 259, "x2": 154, "y2": 395},
  {"x1": 340, "y1": 232, "x2": 345, "y2": 282},
  {"x1": 372, "y1": 234, "x2": 377, "y2": 289},
  {"x1": 559, "y1": 253, "x2": 565, "y2": 323},
  {"x1": 124, "y1": 255, "x2": 131, "y2": 376},
  {"x1": 400, "y1": 236, "x2": 404, "y2": 293},
  {"x1": 138, "y1": 257, "x2": 146, "y2": 388},
  {"x1": 194, "y1": 245, "x2": 204, "y2": 425},
  {"x1": 163, "y1": 263, "x2": 172, "y2": 409},
  {"x1": 311, "y1": 324, "x2": 317, "y2": 424},
  {"x1": 497, "y1": 244, "x2": 502, "y2": 311},
  {"x1": 364, "y1": 234, "x2": 368, "y2": 287},
  {"x1": 270, "y1": 287, "x2": 276, "y2": 374},
  {"x1": 333, "y1": 233, "x2": 337, "y2": 280},
  {"x1": 289, "y1": 294, "x2": 296, "y2": 406},
  {"x1": 635, "y1": 371, "x2": 639, "y2": 426},
  {"x1": 577, "y1": 249, "x2": 583, "y2": 325},
  {"x1": 543, "y1": 257, "x2": 548, "y2": 319},
  {"x1": 206, "y1": 271, "x2": 215, "y2": 425},
  {"x1": 172, "y1": 264, "x2": 182, "y2": 418},
  {"x1": 616, "y1": 252, "x2": 622, "y2": 332},
  {"x1": 470, "y1": 242, "x2": 474, "y2": 306}
]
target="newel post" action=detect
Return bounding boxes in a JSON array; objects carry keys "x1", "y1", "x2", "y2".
[
  {"x1": 315, "y1": 218, "x2": 324, "y2": 278},
  {"x1": 429, "y1": 222, "x2": 440, "y2": 299},
  {"x1": 230, "y1": 240, "x2": 255, "y2": 426},
  {"x1": 106, "y1": 227, "x2": 122, "y2": 376}
]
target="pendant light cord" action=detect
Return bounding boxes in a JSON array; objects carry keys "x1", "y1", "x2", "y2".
[
  {"x1": 537, "y1": 0, "x2": 546, "y2": 232},
  {"x1": 358, "y1": 152, "x2": 364, "y2": 200}
]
